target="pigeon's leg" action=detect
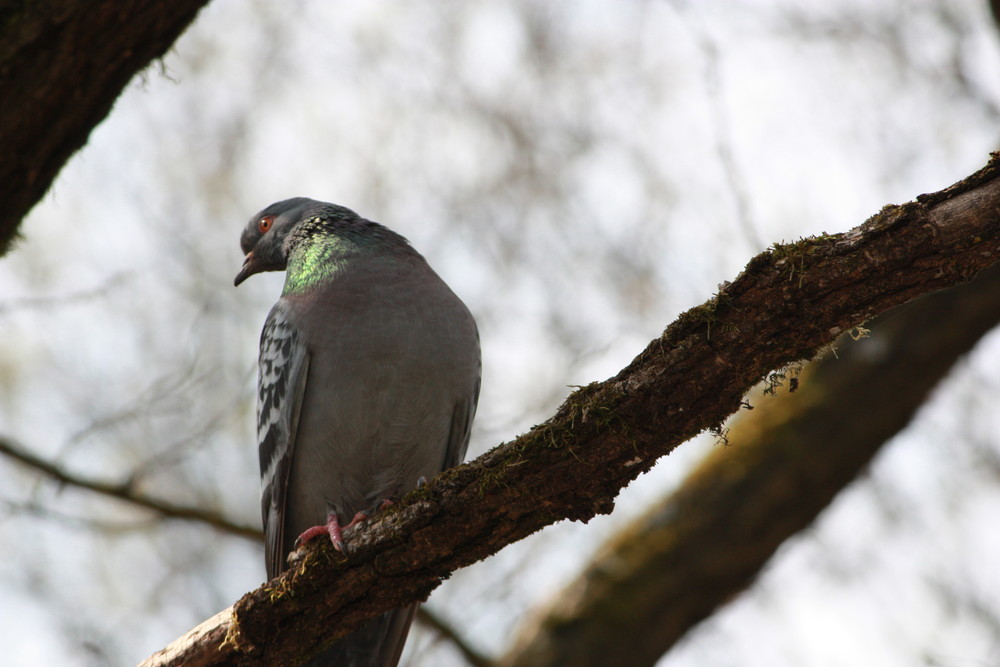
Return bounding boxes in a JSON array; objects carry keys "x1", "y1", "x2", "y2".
[
  {"x1": 295, "y1": 505, "x2": 388, "y2": 554},
  {"x1": 295, "y1": 511, "x2": 356, "y2": 553}
]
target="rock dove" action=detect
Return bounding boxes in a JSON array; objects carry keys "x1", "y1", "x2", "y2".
[{"x1": 235, "y1": 198, "x2": 481, "y2": 666}]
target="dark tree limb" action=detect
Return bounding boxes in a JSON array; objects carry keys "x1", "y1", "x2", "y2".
[
  {"x1": 498, "y1": 252, "x2": 1000, "y2": 667},
  {"x1": 137, "y1": 155, "x2": 1000, "y2": 666},
  {"x1": 0, "y1": 436, "x2": 261, "y2": 540},
  {"x1": 0, "y1": 0, "x2": 210, "y2": 254}
]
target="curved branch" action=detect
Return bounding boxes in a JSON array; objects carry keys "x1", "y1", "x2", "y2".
[
  {"x1": 0, "y1": 437, "x2": 261, "y2": 540},
  {"x1": 416, "y1": 607, "x2": 494, "y2": 667},
  {"x1": 141, "y1": 155, "x2": 1000, "y2": 666}
]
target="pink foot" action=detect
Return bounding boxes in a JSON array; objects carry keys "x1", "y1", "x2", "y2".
[{"x1": 295, "y1": 510, "x2": 370, "y2": 553}]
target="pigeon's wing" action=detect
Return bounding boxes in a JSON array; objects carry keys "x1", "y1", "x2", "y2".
[
  {"x1": 444, "y1": 366, "x2": 481, "y2": 471},
  {"x1": 440, "y1": 311, "x2": 481, "y2": 472},
  {"x1": 257, "y1": 303, "x2": 311, "y2": 580}
]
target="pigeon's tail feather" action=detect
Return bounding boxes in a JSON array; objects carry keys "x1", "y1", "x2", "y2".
[{"x1": 303, "y1": 604, "x2": 418, "y2": 667}]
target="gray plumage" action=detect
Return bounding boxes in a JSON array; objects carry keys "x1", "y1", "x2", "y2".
[{"x1": 235, "y1": 198, "x2": 481, "y2": 666}]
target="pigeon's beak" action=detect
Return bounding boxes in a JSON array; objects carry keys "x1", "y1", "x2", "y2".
[{"x1": 234, "y1": 252, "x2": 256, "y2": 287}]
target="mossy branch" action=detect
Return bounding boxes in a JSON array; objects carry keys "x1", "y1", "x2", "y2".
[{"x1": 499, "y1": 255, "x2": 1000, "y2": 667}]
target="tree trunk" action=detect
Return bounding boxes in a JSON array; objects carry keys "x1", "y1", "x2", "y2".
[{"x1": 0, "y1": 0, "x2": 209, "y2": 254}]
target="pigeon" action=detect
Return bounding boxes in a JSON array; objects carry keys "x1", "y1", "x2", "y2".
[{"x1": 235, "y1": 198, "x2": 481, "y2": 666}]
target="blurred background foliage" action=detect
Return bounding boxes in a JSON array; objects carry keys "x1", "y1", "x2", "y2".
[{"x1": 1, "y1": 1, "x2": 999, "y2": 665}]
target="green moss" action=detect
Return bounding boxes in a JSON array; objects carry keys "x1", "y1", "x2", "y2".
[
  {"x1": 472, "y1": 380, "x2": 639, "y2": 494},
  {"x1": 667, "y1": 295, "x2": 725, "y2": 342},
  {"x1": 864, "y1": 203, "x2": 906, "y2": 232}
]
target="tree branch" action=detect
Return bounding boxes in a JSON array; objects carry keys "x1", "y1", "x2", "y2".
[
  {"x1": 498, "y1": 253, "x2": 1000, "y2": 667},
  {"x1": 140, "y1": 155, "x2": 1000, "y2": 666},
  {"x1": 0, "y1": 437, "x2": 261, "y2": 540},
  {"x1": 0, "y1": 0, "x2": 210, "y2": 254}
]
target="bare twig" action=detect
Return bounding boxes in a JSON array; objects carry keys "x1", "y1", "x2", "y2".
[
  {"x1": 0, "y1": 272, "x2": 129, "y2": 317},
  {"x1": 416, "y1": 607, "x2": 494, "y2": 667},
  {"x1": 0, "y1": 437, "x2": 261, "y2": 541}
]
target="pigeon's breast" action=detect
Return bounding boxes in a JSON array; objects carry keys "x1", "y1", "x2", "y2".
[{"x1": 283, "y1": 253, "x2": 479, "y2": 522}]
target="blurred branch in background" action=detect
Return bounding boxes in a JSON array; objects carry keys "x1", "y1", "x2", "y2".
[
  {"x1": 499, "y1": 258, "x2": 1000, "y2": 667},
  {"x1": 0, "y1": 272, "x2": 130, "y2": 317},
  {"x1": 0, "y1": 436, "x2": 260, "y2": 540},
  {"x1": 413, "y1": 606, "x2": 494, "y2": 667}
]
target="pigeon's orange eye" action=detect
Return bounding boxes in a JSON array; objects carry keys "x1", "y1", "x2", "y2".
[{"x1": 258, "y1": 216, "x2": 274, "y2": 233}]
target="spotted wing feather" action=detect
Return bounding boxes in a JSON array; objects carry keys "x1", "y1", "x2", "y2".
[{"x1": 257, "y1": 303, "x2": 310, "y2": 580}]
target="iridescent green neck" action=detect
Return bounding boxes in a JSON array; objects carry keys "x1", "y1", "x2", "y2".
[{"x1": 281, "y1": 236, "x2": 358, "y2": 295}]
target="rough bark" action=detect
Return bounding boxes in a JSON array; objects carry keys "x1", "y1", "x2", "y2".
[
  {"x1": 499, "y1": 254, "x2": 1000, "y2": 667},
  {"x1": 139, "y1": 155, "x2": 1000, "y2": 666},
  {"x1": 0, "y1": 0, "x2": 209, "y2": 254}
]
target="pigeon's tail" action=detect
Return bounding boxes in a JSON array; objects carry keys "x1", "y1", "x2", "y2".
[{"x1": 304, "y1": 604, "x2": 418, "y2": 667}]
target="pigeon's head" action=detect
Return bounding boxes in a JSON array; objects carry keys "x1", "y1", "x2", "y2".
[{"x1": 234, "y1": 198, "x2": 360, "y2": 286}]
